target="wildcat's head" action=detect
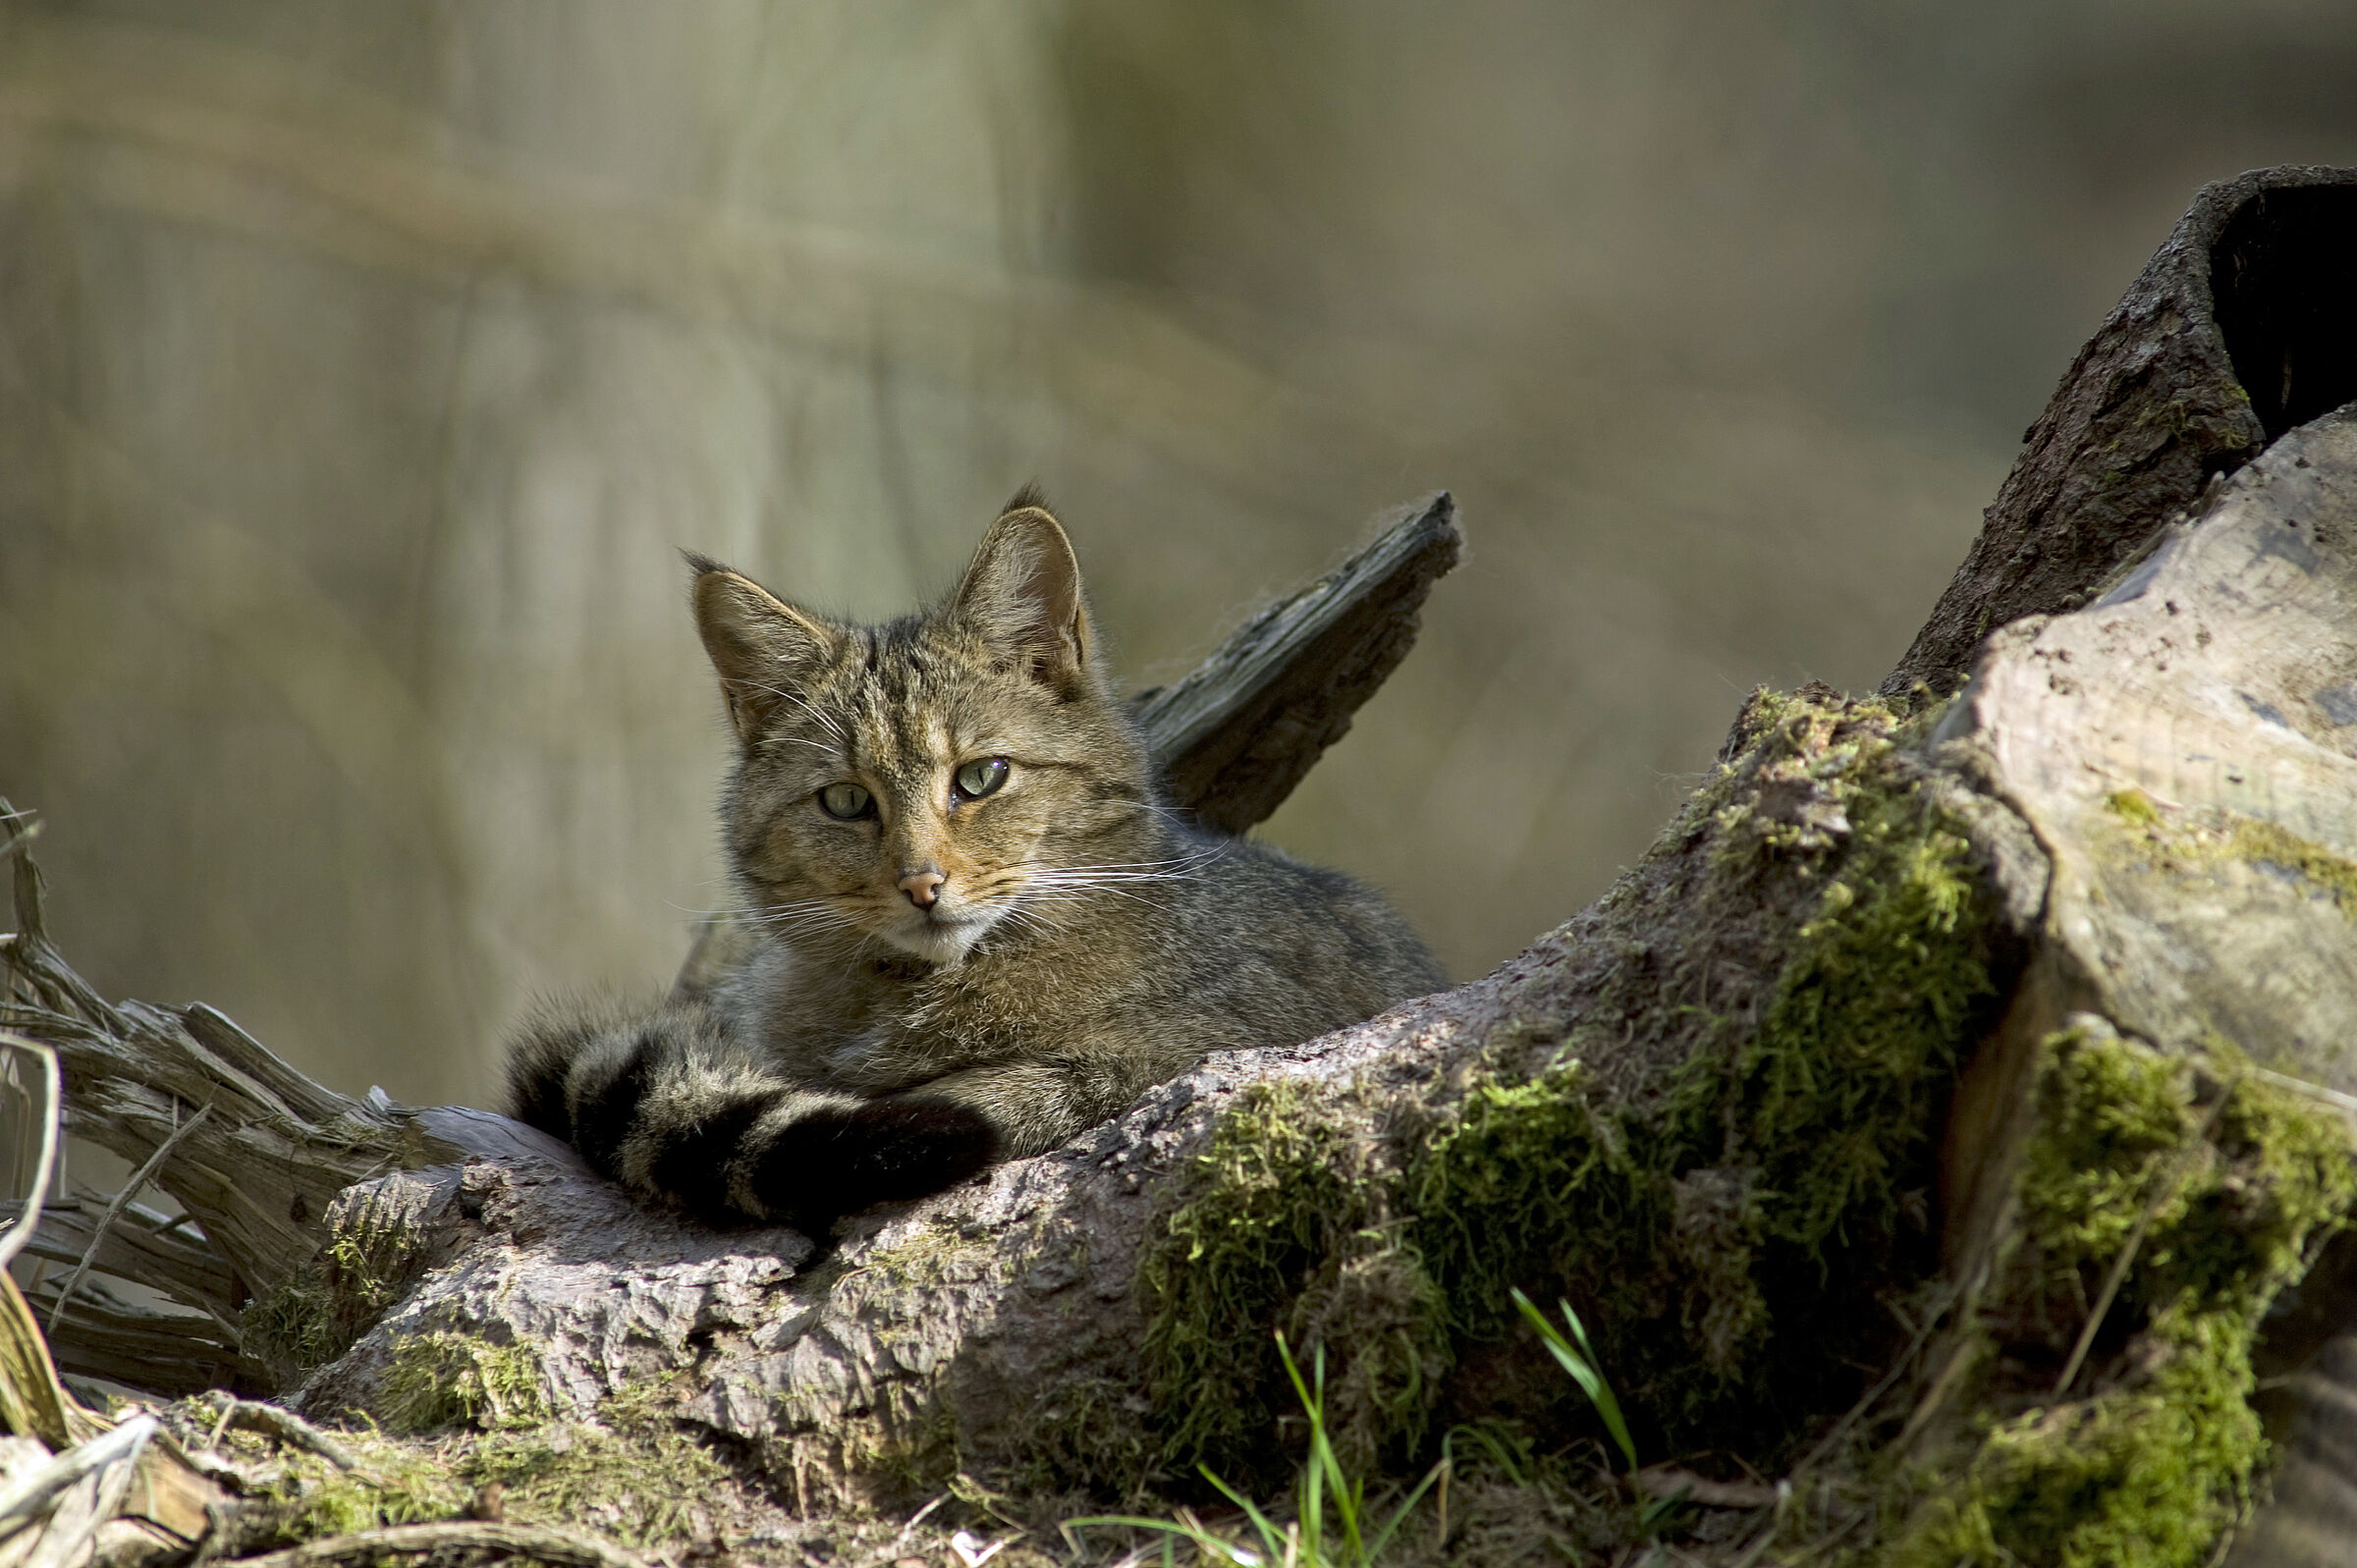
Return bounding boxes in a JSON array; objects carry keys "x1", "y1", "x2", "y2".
[{"x1": 690, "y1": 492, "x2": 1158, "y2": 966}]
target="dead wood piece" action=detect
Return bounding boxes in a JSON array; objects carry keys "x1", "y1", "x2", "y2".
[
  {"x1": 1128, "y1": 491, "x2": 1461, "y2": 833},
  {"x1": 1922, "y1": 406, "x2": 2357, "y2": 1564},
  {"x1": 0, "y1": 808, "x2": 465, "y2": 1309},
  {"x1": 0, "y1": 1271, "x2": 104, "y2": 1453},
  {"x1": 45, "y1": 1104, "x2": 214, "y2": 1337},
  {"x1": 13, "y1": 1275, "x2": 239, "y2": 1399},
  {"x1": 294, "y1": 1159, "x2": 809, "y2": 1425},
  {"x1": 200, "y1": 1398, "x2": 359, "y2": 1472},
  {"x1": 0, "y1": 1195, "x2": 239, "y2": 1325},
  {"x1": 226, "y1": 1521, "x2": 646, "y2": 1568},
  {"x1": 0, "y1": 1416, "x2": 150, "y2": 1533},
  {"x1": 0, "y1": 1408, "x2": 216, "y2": 1568},
  {"x1": 1949, "y1": 408, "x2": 2357, "y2": 1090},
  {"x1": 1884, "y1": 164, "x2": 2357, "y2": 696}
]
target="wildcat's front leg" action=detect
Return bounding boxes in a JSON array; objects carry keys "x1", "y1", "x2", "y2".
[
  {"x1": 507, "y1": 998, "x2": 997, "y2": 1232},
  {"x1": 883, "y1": 1047, "x2": 1191, "y2": 1161}
]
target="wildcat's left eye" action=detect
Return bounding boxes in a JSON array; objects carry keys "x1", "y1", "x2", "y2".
[
  {"x1": 954, "y1": 757, "x2": 1009, "y2": 800},
  {"x1": 819, "y1": 782, "x2": 873, "y2": 820}
]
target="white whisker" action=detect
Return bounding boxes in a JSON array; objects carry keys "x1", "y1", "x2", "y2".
[{"x1": 739, "y1": 678, "x2": 848, "y2": 741}]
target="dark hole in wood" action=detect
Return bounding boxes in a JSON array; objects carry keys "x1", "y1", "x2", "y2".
[{"x1": 2211, "y1": 186, "x2": 2357, "y2": 440}]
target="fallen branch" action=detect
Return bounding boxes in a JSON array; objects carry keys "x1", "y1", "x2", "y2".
[{"x1": 199, "y1": 1397, "x2": 360, "y2": 1473}]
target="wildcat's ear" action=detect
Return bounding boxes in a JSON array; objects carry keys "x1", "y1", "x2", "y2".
[
  {"x1": 952, "y1": 492, "x2": 1095, "y2": 689},
  {"x1": 686, "y1": 553, "x2": 839, "y2": 742}
]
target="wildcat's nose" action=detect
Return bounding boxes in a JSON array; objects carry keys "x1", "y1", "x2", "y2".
[{"x1": 898, "y1": 870, "x2": 946, "y2": 909}]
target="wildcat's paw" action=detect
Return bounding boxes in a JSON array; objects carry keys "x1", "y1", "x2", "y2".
[{"x1": 751, "y1": 1100, "x2": 1000, "y2": 1233}]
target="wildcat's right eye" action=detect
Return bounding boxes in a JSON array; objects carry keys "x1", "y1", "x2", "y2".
[
  {"x1": 954, "y1": 757, "x2": 1009, "y2": 800},
  {"x1": 818, "y1": 783, "x2": 873, "y2": 820}
]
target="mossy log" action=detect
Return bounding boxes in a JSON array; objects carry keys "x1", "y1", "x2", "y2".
[{"x1": 15, "y1": 173, "x2": 2357, "y2": 1567}]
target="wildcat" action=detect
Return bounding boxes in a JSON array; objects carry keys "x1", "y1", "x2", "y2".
[{"x1": 507, "y1": 491, "x2": 1445, "y2": 1232}]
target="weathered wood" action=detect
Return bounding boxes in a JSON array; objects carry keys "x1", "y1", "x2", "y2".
[
  {"x1": 1127, "y1": 491, "x2": 1461, "y2": 834},
  {"x1": 0, "y1": 1194, "x2": 239, "y2": 1328},
  {"x1": 13, "y1": 1274, "x2": 238, "y2": 1398},
  {"x1": 0, "y1": 821, "x2": 461, "y2": 1310},
  {"x1": 1955, "y1": 411, "x2": 2357, "y2": 1082},
  {"x1": 0, "y1": 1276, "x2": 227, "y2": 1567},
  {"x1": 1925, "y1": 406, "x2": 2357, "y2": 1568},
  {"x1": 1884, "y1": 164, "x2": 2357, "y2": 697}
]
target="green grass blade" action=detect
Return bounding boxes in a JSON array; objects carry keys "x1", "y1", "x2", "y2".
[
  {"x1": 1362, "y1": 1459, "x2": 1447, "y2": 1562},
  {"x1": 1276, "y1": 1332, "x2": 1353, "y2": 1560},
  {"x1": 1065, "y1": 1515, "x2": 1255, "y2": 1567},
  {"x1": 1511, "y1": 1287, "x2": 1638, "y2": 1473},
  {"x1": 1441, "y1": 1423, "x2": 1530, "y2": 1487},
  {"x1": 1200, "y1": 1465, "x2": 1288, "y2": 1561},
  {"x1": 1554, "y1": 1297, "x2": 1637, "y2": 1474}
]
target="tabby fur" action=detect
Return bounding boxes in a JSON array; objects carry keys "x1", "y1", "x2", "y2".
[{"x1": 506, "y1": 493, "x2": 1444, "y2": 1232}]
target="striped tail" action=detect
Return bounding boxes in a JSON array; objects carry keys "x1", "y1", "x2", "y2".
[{"x1": 504, "y1": 997, "x2": 998, "y2": 1233}]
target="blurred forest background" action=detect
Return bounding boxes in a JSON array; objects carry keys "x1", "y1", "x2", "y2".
[{"x1": 6, "y1": 1, "x2": 2357, "y2": 1111}]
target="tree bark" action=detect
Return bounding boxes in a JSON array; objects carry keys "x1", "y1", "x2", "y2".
[{"x1": 1884, "y1": 165, "x2": 2357, "y2": 697}]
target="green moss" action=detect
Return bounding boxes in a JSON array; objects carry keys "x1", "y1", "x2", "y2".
[
  {"x1": 1887, "y1": 1026, "x2": 2357, "y2": 1568},
  {"x1": 240, "y1": 1274, "x2": 345, "y2": 1385},
  {"x1": 1732, "y1": 781, "x2": 1993, "y2": 1259},
  {"x1": 1890, "y1": 1307, "x2": 2259, "y2": 1568},
  {"x1": 2095, "y1": 798, "x2": 2357, "y2": 923},
  {"x1": 844, "y1": 1217, "x2": 1001, "y2": 1290},
  {"x1": 282, "y1": 1438, "x2": 467, "y2": 1540},
  {"x1": 1141, "y1": 1083, "x2": 1346, "y2": 1439},
  {"x1": 466, "y1": 1396, "x2": 732, "y2": 1545},
  {"x1": 2228, "y1": 819, "x2": 2357, "y2": 916},
  {"x1": 325, "y1": 1207, "x2": 429, "y2": 1318},
  {"x1": 1010, "y1": 1375, "x2": 1153, "y2": 1497},
  {"x1": 1138, "y1": 689, "x2": 2003, "y2": 1478},
  {"x1": 266, "y1": 1381, "x2": 732, "y2": 1549},
  {"x1": 2104, "y1": 788, "x2": 2165, "y2": 829},
  {"x1": 1416, "y1": 695, "x2": 1995, "y2": 1439},
  {"x1": 241, "y1": 1197, "x2": 433, "y2": 1388},
  {"x1": 1407, "y1": 1062, "x2": 1669, "y2": 1347},
  {"x1": 1137, "y1": 1079, "x2": 1450, "y2": 1480},
  {"x1": 381, "y1": 1332, "x2": 549, "y2": 1433},
  {"x1": 2018, "y1": 1028, "x2": 2189, "y2": 1267}
]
